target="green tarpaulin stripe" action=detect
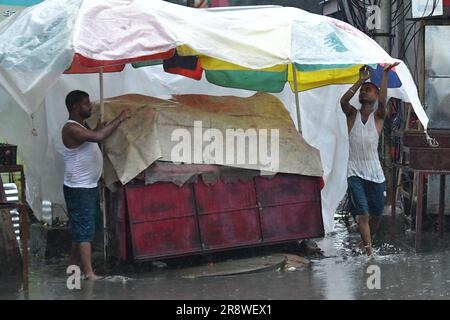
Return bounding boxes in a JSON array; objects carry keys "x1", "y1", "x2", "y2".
[
  {"x1": 205, "y1": 70, "x2": 287, "y2": 93},
  {"x1": 132, "y1": 60, "x2": 163, "y2": 68},
  {"x1": 295, "y1": 63, "x2": 378, "y2": 72}
]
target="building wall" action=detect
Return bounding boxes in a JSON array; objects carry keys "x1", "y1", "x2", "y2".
[{"x1": 321, "y1": 0, "x2": 450, "y2": 89}]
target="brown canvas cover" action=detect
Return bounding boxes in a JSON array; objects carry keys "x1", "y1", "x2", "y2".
[{"x1": 89, "y1": 93, "x2": 323, "y2": 186}]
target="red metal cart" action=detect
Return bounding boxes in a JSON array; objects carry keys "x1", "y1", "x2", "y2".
[{"x1": 106, "y1": 167, "x2": 324, "y2": 262}]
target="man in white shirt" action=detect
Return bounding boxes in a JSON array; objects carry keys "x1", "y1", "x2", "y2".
[
  {"x1": 340, "y1": 62, "x2": 399, "y2": 256},
  {"x1": 62, "y1": 90, "x2": 129, "y2": 281}
]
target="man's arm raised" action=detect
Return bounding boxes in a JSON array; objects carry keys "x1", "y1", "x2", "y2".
[
  {"x1": 340, "y1": 66, "x2": 370, "y2": 118},
  {"x1": 67, "y1": 110, "x2": 130, "y2": 145},
  {"x1": 375, "y1": 62, "x2": 400, "y2": 120}
]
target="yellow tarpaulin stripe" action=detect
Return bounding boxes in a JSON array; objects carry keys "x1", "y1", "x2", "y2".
[
  {"x1": 177, "y1": 45, "x2": 286, "y2": 72},
  {"x1": 199, "y1": 55, "x2": 286, "y2": 72},
  {"x1": 176, "y1": 44, "x2": 199, "y2": 56},
  {"x1": 288, "y1": 64, "x2": 362, "y2": 92},
  {"x1": 177, "y1": 44, "x2": 362, "y2": 92}
]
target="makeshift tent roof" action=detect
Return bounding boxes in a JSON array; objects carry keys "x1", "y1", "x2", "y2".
[
  {"x1": 0, "y1": 0, "x2": 428, "y2": 129},
  {"x1": 0, "y1": 0, "x2": 429, "y2": 234}
]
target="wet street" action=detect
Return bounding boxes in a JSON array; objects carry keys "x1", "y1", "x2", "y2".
[{"x1": 2, "y1": 216, "x2": 450, "y2": 300}]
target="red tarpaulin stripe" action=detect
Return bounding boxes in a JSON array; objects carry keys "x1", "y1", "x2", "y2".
[
  {"x1": 319, "y1": 177, "x2": 325, "y2": 190},
  {"x1": 64, "y1": 57, "x2": 125, "y2": 74},
  {"x1": 164, "y1": 58, "x2": 203, "y2": 81},
  {"x1": 73, "y1": 49, "x2": 175, "y2": 68},
  {"x1": 64, "y1": 50, "x2": 175, "y2": 74}
]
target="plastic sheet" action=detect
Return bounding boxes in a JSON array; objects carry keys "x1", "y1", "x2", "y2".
[
  {"x1": 0, "y1": 63, "x2": 426, "y2": 233},
  {"x1": 0, "y1": 0, "x2": 427, "y2": 129},
  {"x1": 0, "y1": 0, "x2": 428, "y2": 231},
  {"x1": 0, "y1": 0, "x2": 80, "y2": 114}
]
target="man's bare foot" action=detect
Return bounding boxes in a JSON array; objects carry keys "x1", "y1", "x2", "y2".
[
  {"x1": 364, "y1": 244, "x2": 373, "y2": 257},
  {"x1": 358, "y1": 241, "x2": 373, "y2": 256},
  {"x1": 84, "y1": 272, "x2": 102, "y2": 281}
]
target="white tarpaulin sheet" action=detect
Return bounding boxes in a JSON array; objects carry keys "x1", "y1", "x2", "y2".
[
  {"x1": 0, "y1": 0, "x2": 428, "y2": 129},
  {"x1": 0, "y1": 64, "x2": 417, "y2": 233},
  {"x1": 0, "y1": 0, "x2": 428, "y2": 232}
]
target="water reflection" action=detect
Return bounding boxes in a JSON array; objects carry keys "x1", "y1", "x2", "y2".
[{"x1": 2, "y1": 218, "x2": 450, "y2": 300}]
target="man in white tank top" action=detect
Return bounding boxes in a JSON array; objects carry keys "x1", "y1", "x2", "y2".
[
  {"x1": 340, "y1": 63, "x2": 399, "y2": 256},
  {"x1": 62, "y1": 90, "x2": 130, "y2": 281}
]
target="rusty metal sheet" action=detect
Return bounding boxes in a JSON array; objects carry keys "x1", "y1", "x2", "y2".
[
  {"x1": 113, "y1": 171, "x2": 323, "y2": 261},
  {"x1": 408, "y1": 148, "x2": 450, "y2": 171},
  {"x1": 404, "y1": 130, "x2": 450, "y2": 148},
  {"x1": 125, "y1": 183, "x2": 201, "y2": 259},
  {"x1": 260, "y1": 202, "x2": 323, "y2": 242},
  {"x1": 194, "y1": 179, "x2": 260, "y2": 249},
  {"x1": 255, "y1": 174, "x2": 323, "y2": 241}
]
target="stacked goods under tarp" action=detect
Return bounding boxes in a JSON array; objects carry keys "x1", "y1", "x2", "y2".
[
  {"x1": 92, "y1": 93, "x2": 325, "y2": 261},
  {"x1": 89, "y1": 93, "x2": 323, "y2": 187}
]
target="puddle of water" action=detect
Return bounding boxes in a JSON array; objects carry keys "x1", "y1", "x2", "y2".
[
  {"x1": 101, "y1": 276, "x2": 135, "y2": 283},
  {"x1": 3, "y1": 217, "x2": 450, "y2": 299}
]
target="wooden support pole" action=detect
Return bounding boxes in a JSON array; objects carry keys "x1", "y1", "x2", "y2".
[
  {"x1": 18, "y1": 167, "x2": 28, "y2": 290},
  {"x1": 391, "y1": 165, "x2": 397, "y2": 219},
  {"x1": 416, "y1": 172, "x2": 425, "y2": 249},
  {"x1": 0, "y1": 176, "x2": 5, "y2": 202},
  {"x1": 99, "y1": 67, "x2": 108, "y2": 269},
  {"x1": 439, "y1": 175, "x2": 446, "y2": 239},
  {"x1": 19, "y1": 204, "x2": 28, "y2": 291},
  {"x1": 292, "y1": 64, "x2": 302, "y2": 134}
]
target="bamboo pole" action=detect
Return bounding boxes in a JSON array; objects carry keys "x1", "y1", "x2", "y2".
[
  {"x1": 291, "y1": 64, "x2": 302, "y2": 134},
  {"x1": 99, "y1": 67, "x2": 108, "y2": 269}
]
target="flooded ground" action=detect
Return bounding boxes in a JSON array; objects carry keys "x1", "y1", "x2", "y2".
[{"x1": 2, "y1": 215, "x2": 450, "y2": 300}]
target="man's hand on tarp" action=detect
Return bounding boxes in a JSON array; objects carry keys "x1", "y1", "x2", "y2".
[
  {"x1": 96, "y1": 109, "x2": 130, "y2": 131},
  {"x1": 118, "y1": 109, "x2": 131, "y2": 123},
  {"x1": 359, "y1": 66, "x2": 370, "y2": 81},
  {"x1": 382, "y1": 62, "x2": 400, "y2": 73}
]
